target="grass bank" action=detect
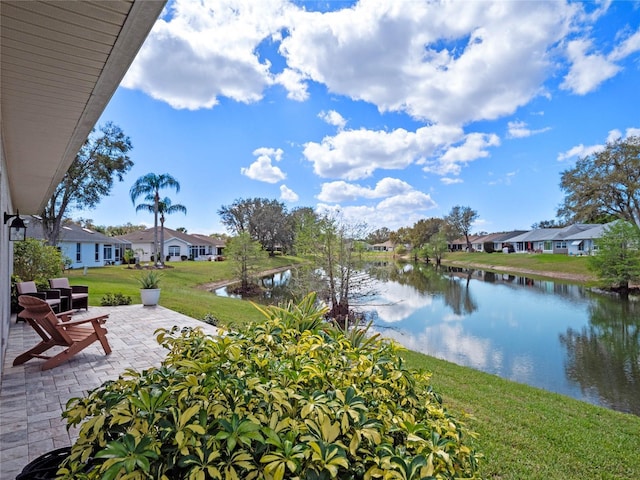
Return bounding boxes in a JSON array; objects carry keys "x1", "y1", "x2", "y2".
[
  {"x1": 64, "y1": 256, "x2": 304, "y2": 326},
  {"x1": 64, "y1": 256, "x2": 640, "y2": 479},
  {"x1": 439, "y1": 251, "x2": 595, "y2": 282}
]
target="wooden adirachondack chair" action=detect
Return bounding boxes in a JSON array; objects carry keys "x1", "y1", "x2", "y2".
[
  {"x1": 15, "y1": 295, "x2": 111, "y2": 370},
  {"x1": 49, "y1": 277, "x2": 89, "y2": 310}
]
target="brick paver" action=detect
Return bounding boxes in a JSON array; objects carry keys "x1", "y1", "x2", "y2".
[{"x1": 0, "y1": 305, "x2": 217, "y2": 479}]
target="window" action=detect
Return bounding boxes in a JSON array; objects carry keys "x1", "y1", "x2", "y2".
[
  {"x1": 543, "y1": 241, "x2": 552, "y2": 251},
  {"x1": 95, "y1": 243, "x2": 100, "y2": 262},
  {"x1": 555, "y1": 241, "x2": 567, "y2": 249},
  {"x1": 76, "y1": 243, "x2": 81, "y2": 262},
  {"x1": 168, "y1": 246, "x2": 180, "y2": 257},
  {"x1": 104, "y1": 245, "x2": 113, "y2": 261}
]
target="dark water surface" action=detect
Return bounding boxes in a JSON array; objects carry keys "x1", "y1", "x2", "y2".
[{"x1": 215, "y1": 263, "x2": 640, "y2": 415}]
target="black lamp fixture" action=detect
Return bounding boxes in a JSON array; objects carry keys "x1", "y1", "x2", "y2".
[{"x1": 4, "y1": 211, "x2": 27, "y2": 241}]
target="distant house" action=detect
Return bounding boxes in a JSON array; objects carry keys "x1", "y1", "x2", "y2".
[
  {"x1": 447, "y1": 224, "x2": 609, "y2": 255},
  {"x1": 470, "y1": 231, "x2": 527, "y2": 252},
  {"x1": 507, "y1": 224, "x2": 599, "y2": 253},
  {"x1": 25, "y1": 217, "x2": 128, "y2": 268},
  {"x1": 564, "y1": 223, "x2": 614, "y2": 255},
  {"x1": 372, "y1": 240, "x2": 395, "y2": 252},
  {"x1": 117, "y1": 227, "x2": 225, "y2": 263}
]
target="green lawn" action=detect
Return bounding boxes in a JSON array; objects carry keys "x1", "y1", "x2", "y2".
[
  {"x1": 62, "y1": 255, "x2": 640, "y2": 479},
  {"x1": 64, "y1": 256, "x2": 305, "y2": 326},
  {"x1": 441, "y1": 251, "x2": 594, "y2": 279}
]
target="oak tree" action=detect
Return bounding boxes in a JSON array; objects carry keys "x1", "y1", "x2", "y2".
[
  {"x1": 559, "y1": 136, "x2": 640, "y2": 228},
  {"x1": 445, "y1": 205, "x2": 479, "y2": 252},
  {"x1": 41, "y1": 122, "x2": 133, "y2": 245}
]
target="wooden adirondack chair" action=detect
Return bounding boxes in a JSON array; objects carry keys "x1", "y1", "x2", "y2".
[{"x1": 15, "y1": 295, "x2": 111, "y2": 370}]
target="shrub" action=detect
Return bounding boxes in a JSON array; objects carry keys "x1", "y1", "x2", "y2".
[
  {"x1": 202, "y1": 313, "x2": 220, "y2": 326},
  {"x1": 100, "y1": 293, "x2": 132, "y2": 306},
  {"x1": 483, "y1": 242, "x2": 494, "y2": 254},
  {"x1": 12, "y1": 238, "x2": 65, "y2": 283},
  {"x1": 61, "y1": 294, "x2": 482, "y2": 479}
]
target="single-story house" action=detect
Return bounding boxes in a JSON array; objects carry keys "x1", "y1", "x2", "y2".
[
  {"x1": 507, "y1": 224, "x2": 599, "y2": 253},
  {"x1": 0, "y1": 1, "x2": 166, "y2": 375},
  {"x1": 564, "y1": 223, "x2": 614, "y2": 256},
  {"x1": 25, "y1": 217, "x2": 129, "y2": 268},
  {"x1": 372, "y1": 240, "x2": 395, "y2": 252},
  {"x1": 449, "y1": 224, "x2": 611, "y2": 254},
  {"x1": 470, "y1": 231, "x2": 527, "y2": 252},
  {"x1": 117, "y1": 227, "x2": 225, "y2": 262}
]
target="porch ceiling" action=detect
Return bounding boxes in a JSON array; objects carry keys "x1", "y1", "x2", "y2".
[{"x1": 1, "y1": 0, "x2": 165, "y2": 214}]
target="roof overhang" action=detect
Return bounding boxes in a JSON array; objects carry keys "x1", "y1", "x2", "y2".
[{"x1": 1, "y1": 0, "x2": 166, "y2": 213}]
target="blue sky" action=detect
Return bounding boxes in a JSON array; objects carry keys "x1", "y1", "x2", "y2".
[{"x1": 82, "y1": 0, "x2": 640, "y2": 236}]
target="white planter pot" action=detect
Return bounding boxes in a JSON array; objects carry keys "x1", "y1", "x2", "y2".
[{"x1": 140, "y1": 288, "x2": 161, "y2": 306}]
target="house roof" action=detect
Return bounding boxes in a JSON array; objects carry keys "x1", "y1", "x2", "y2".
[
  {"x1": 507, "y1": 224, "x2": 598, "y2": 243},
  {"x1": 117, "y1": 227, "x2": 224, "y2": 247},
  {"x1": 564, "y1": 222, "x2": 614, "y2": 240},
  {"x1": 25, "y1": 216, "x2": 127, "y2": 244},
  {"x1": 1, "y1": 1, "x2": 166, "y2": 213}
]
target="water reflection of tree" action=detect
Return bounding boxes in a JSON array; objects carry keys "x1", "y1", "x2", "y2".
[
  {"x1": 559, "y1": 296, "x2": 640, "y2": 415},
  {"x1": 375, "y1": 262, "x2": 478, "y2": 316}
]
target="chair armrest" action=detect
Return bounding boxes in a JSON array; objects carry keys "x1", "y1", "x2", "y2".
[
  {"x1": 57, "y1": 315, "x2": 108, "y2": 327},
  {"x1": 42, "y1": 289, "x2": 61, "y2": 300},
  {"x1": 56, "y1": 311, "x2": 75, "y2": 322},
  {"x1": 71, "y1": 285, "x2": 89, "y2": 294},
  {"x1": 56, "y1": 286, "x2": 73, "y2": 298},
  {"x1": 22, "y1": 292, "x2": 46, "y2": 300}
]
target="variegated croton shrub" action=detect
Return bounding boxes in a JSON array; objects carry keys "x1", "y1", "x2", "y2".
[{"x1": 60, "y1": 293, "x2": 483, "y2": 479}]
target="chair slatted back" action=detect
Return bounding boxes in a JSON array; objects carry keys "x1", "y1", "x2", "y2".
[
  {"x1": 16, "y1": 281, "x2": 38, "y2": 295},
  {"x1": 17, "y1": 295, "x2": 73, "y2": 346},
  {"x1": 49, "y1": 278, "x2": 71, "y2": 289}
]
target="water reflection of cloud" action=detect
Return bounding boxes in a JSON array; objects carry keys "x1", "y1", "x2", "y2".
[
  {"x1": 509, "y1": 355, "x2": 534, "y2": 383},
  {"x1": 360, "y1": 280, "x2": 433, "y2": 323},
  {"x1": 378, "y1": 323, "x2": 499, "y2": 372}
]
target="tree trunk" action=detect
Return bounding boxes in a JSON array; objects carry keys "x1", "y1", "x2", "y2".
[
  {"x1": 154, "y1": 192, "x2": 159, "y2": 265},
  {"x1": 160, "y1": 214, "x2": 165, "y2": 265}
]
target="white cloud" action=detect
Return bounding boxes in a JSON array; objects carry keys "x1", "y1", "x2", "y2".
[
  {"x1": 557, "y1": 127, "x2": 640, "y2": 161},
  {"x1": 241, "y1": 147, "x2": 286, "y2": 183},
  {"x1": 561, "y1": 39, "x2": 620, "y2": 95},
  {"x1": 275, "y1": 68, "x2": 309, "y2": 101},
  {"x1": 279, "y1": 184, "x2": 299, "y2": 202},
  {"x1": 317, "y1": 177, "x2": 414, "y2": 202},
  {"x1": 624, "y1": 127, "x2": 640, "y2": 138},
  {"x1": 561, "y1": 25, "x2": 640, "y2": 95},
  {"x1": 609, "y1": 29, "x2": 640, "y2": 61},
  {"x1": 488, "y1": 171, "x2": 518, "y2": 186},
  {"x1": 316, "y1": 189, "x2": 437, "y2": 230},
  {"x1": 282, "y1": 0, "x2": 577, "y2": 125},
  {"x1": 303, "y1": 124, "x2": 464, "y2": 180},
  {"x1": 318, "y1": 110, "x2": 347, "y2": 130},
  {"x1": 507, "y1": 121, "x2": 551, "y2": 139},
  {"x1": 124, "y1": 0, "x2": 596, "y2": 128},
  {"x1": 557, "y1": 143, "x2": 604, "y2": 162},
  {"x1": 422, "y1": 133, "x2": 500, "y2": 176},
  {"x1": 122, "y1": 0, "x2": 294, "y2": 109},
  {"x1": 441, "y1": 177, "x2": 464, "y2": 185}
]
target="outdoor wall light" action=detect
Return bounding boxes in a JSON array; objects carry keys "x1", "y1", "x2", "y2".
[{"x1": 4, "y1": 211, "x2": 27, "y2": 241}]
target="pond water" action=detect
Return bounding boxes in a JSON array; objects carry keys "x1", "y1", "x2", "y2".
[{"x1": 214, "y1": 263, "x2": 640, "y2": 415}]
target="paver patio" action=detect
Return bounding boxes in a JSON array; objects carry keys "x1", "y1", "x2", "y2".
[{"x1": 0, "y1": 304, "x2": 218, "y2": 479}]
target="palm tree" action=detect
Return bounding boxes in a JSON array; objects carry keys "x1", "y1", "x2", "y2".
[
  {"x1": 130, "y1": 173, "x2": 181, "y2": 265},
  {"x1": 135, "y1": 196, "x2": 187, "y2": 262}
]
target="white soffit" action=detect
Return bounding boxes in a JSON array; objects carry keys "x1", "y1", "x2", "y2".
[{"x1": 1, "y1": 0, "x2": 166, "y2": 213}]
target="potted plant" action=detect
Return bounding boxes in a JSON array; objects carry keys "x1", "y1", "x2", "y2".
[{"x1": 138, "y1": 270, "x2": 162, "y2": 306}]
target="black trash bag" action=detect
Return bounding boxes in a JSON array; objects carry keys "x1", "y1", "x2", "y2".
[{"x1": 16, "y1": 447, "x2": 70, "y2": 480}]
